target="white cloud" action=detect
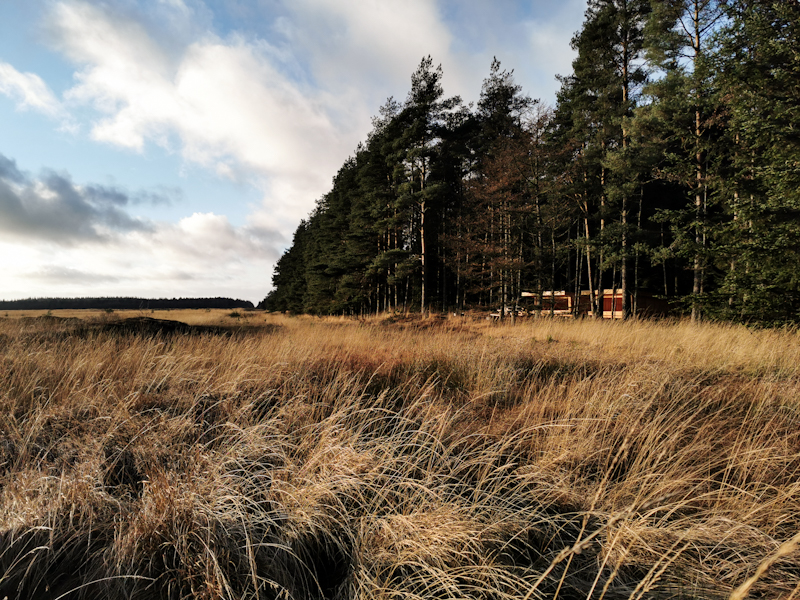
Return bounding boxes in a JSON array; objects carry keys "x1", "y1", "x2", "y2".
[
  {"x1": 27, "y1": 265, "x2": 121, "y2": 284},
  {"x1": 0, "y1": 61, "x2": 63, "y2": 116},
  {"x1": 147, "y1": 211, "x2": 282, "y2": 262},
  {"x1": 523, "y1": 12, "x2": 583, "y2": 89},
  {"x1": 0, "y1": 238, "x2": 273, "y2": 302},
  {"x1": 173, "y1": 40, "x2": 339, "y2": 177},
  {"x1": 285, "y1": 0, "x2": 454, "y2": 93},
  {"x1": 47, "y1": 0, "x2": 356, "y2": 228},
  {"x1": 159, "y1": 0, "x2": 191, "y2": 13}
]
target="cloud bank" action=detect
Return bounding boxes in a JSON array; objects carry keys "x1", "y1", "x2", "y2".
[
  {"x1": 0, "y1": 152, "x2": 281, "y2": 301},
  {"x1": 0, "y1": 153, "x2": 152, "y2": 244}
]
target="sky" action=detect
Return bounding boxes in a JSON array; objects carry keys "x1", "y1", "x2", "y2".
[{"x1": 0, "y1": 0, "x2": 588, "y2": 304}]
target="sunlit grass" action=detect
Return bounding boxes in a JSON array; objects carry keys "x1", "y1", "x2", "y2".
[{"x1": 0, "y1": 311, "x2": 798, "y2": 598}]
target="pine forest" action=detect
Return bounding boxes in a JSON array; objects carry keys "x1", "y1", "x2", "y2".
[{"x1": 262, "y1": 0, "x2": 800, "y2": 325}]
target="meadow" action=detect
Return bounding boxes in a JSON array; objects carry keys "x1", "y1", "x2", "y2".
[{"x1": 0, "y1": 310, "x2": 799, "y2": 599}]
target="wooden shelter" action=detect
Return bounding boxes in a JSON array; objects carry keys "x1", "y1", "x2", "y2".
[{"x1": 520, "y1": 290, "x2": 670, "y2": 319}]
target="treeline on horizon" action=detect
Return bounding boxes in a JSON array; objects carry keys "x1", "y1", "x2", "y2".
[
  {"x1": 0, "y1": 297, "x2": 255, "y2": 311},
  {"x1": 263, "y1": 0, "x2": 800, "y2": 324}
]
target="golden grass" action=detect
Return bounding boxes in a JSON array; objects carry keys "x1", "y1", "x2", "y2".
[{"x1": 0, "y1": 311, "x2": 799, "y2": 599}]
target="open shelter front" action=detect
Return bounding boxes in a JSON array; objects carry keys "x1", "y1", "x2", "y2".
[{"x1": 520, "y1": 290, "x2": 670, "y2": 319}]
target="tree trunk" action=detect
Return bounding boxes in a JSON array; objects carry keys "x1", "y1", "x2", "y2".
[{"x1": 620, "y1": 20, "x2": 631, "y2": 321}]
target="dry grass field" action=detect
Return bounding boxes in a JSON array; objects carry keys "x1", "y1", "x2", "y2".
[{"x1": 0, "y1": 311, "x2": 799, "y2": 599}]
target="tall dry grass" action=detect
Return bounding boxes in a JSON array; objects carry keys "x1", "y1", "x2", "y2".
[{"x1": 0, "y1": 312, "x2": 799, "y2": 599}]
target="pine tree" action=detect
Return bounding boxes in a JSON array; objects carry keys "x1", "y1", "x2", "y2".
[
  {"x1": 550, "y1": 68, "x2": 605, "y2": 317},
  {"x1": 262, "y1": 221, "x2": 308, "y2": 313},
  {"x1": 467, "y1": 60, "x2": 537, "y2": 320},
  {"x1": 640, "y1": 0, "x2": 728, "y2": 320},
  {"x1": 392, "y1": 57, "x2": 462, "y2": 313},
  {"x1": 358, "y1": 99, "x2": 406, "y2": 313},
  {"x1": 712, "y1": 0, "x2": 800, "y2": 322},
  {"x1": 555, "y1": 0, "x2": 651, "y2": 319}
]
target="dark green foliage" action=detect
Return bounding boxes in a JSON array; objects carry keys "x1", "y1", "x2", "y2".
[
  {"x1": 264, "y1": 2, "x2": 800, "y2": 325},
  {"x1": 707, "y1": 0, "x2": 800, "y2": 323},
  {"x1": 638, "y1": 0, "x2": 729, "y2": 320},
  {"x1": 261, "y1": 222, "x2": 309, "y2": 313}
]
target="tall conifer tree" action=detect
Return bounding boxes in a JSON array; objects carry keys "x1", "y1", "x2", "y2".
[
  {"x1": 393, "y1": 57, "x2": 462, "y2": 313},
  {"x1": 641, "y1": 0, "x2": 728, "y2": 320},
  {"x1": 557, "y1": 0, "x2": 651, "y2": 318}
]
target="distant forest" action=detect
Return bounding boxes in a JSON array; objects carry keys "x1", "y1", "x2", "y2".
[
  {"x1": 0, "y1": 298, "x2": 254, "y2": 311},
  {"x1": 263, "y1": 0, "x2": 800, "y2": 324}
]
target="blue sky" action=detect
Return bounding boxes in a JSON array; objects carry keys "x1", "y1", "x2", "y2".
[{"x1": 0, "y1": 0, "x2": 587, "y2": 304}]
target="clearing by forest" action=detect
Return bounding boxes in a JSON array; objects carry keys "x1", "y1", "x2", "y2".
[{"x1": 0, "y1": 311, "x2": 799, "y2": 599}]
